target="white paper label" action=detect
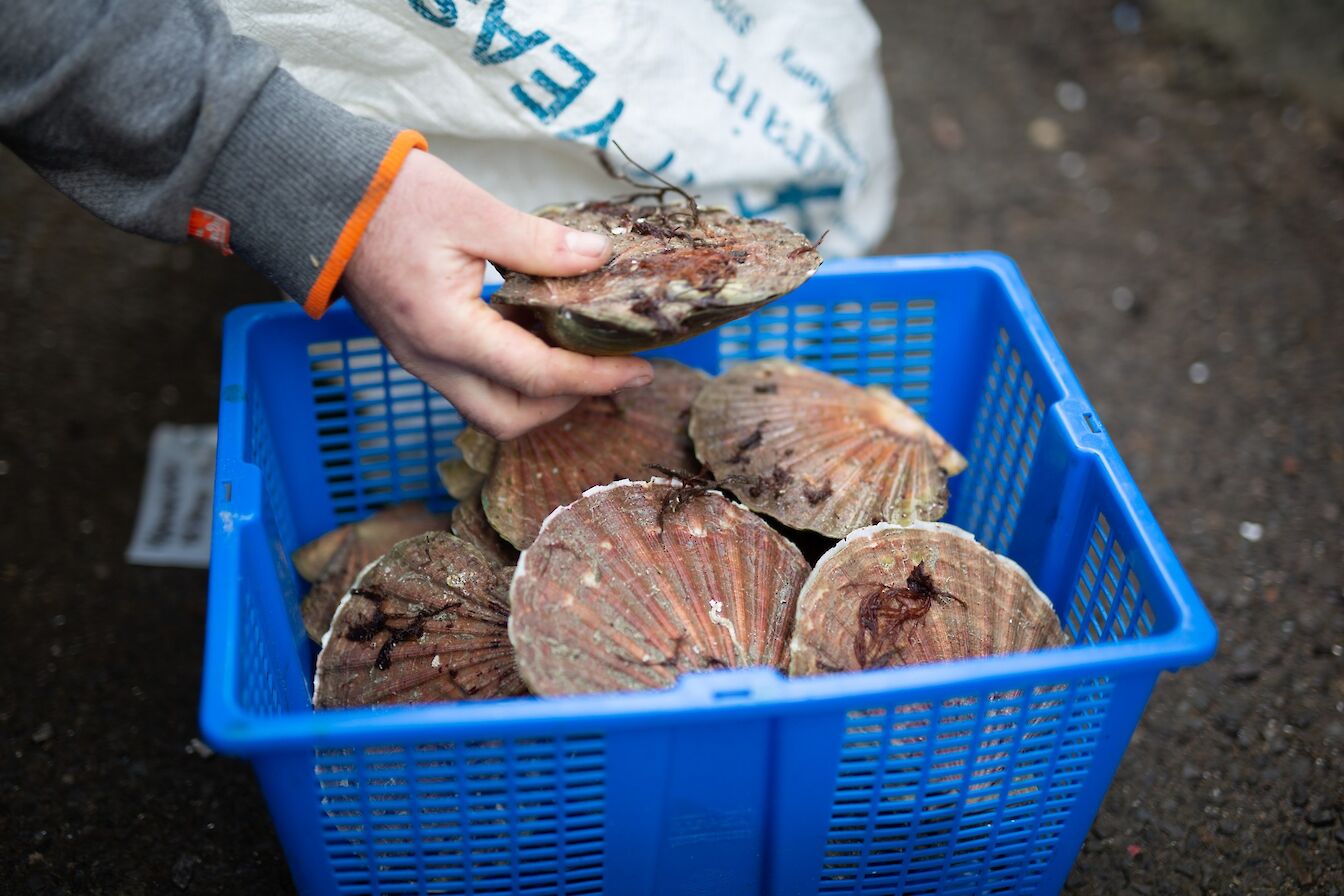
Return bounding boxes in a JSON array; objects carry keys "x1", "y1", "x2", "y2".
[{"x1": 126, "y1": 424, "x2": 218, "y2": 568}]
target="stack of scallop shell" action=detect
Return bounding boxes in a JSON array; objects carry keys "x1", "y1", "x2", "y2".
[{"x1": 304, "y1": 356, "x2": 1070, "y2": 709}]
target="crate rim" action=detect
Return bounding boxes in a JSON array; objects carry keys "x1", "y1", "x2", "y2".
[{"x1": 200, "y1": 252, "x2": 1216, "y2": 756}]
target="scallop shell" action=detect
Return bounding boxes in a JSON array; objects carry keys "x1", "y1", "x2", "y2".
[
  {"x1": 481, "y1": 359, "x2": 707, "y2": 549},
  {"x1": 789, "y1": 522, "x2": 1070, "y2": 676},
  {"x1": 294, "y1": 501, "x2": 451, "y2": 643},
  {"x1": 313, "y1": 532, "x2": 525, "y2": 708},
  {"x1": 491, "y1": 203, "x2": 821, "y2": 355},
  {"x1": 455, "y1": 426, "x2": 498, "y2": 475},
  {"x1": 509, "y1": 479, "x2": 811, "y2": 695},
  {"x1": 689, "y1": 359, "x2": 967, "y2": 537},
  {"x1": 450, "y1": 490, "x2": 519, "y2": 568},
  {"x1": 436, "y1": 457, "x2": 487, "y2": 500}
]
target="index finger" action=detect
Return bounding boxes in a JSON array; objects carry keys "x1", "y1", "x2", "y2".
[{"x1": 450, "y1": 300, "x2": 655, "y2": 399}]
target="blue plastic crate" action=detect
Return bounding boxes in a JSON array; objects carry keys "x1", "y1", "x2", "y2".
[{"x1": 202, "y1": 253, "x2": 1216, "y2": 896}]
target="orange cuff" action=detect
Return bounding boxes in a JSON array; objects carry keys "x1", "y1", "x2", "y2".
[{"x1": 302, "y1": 129, "x2": 428, "y2": 319}]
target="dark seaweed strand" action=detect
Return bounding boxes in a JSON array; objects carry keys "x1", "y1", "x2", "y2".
[
  {"x1": 851, "y1": 562, "x2": 966, "y2": 667},
  {"x1": 788, "y1": 228, "x2": 830, "y2": 259},
  {"x1": 599, "y1": 141, "x2": 700, "y2": 226},
  {"x1": 373, "y1": 608, "x2": 436, "y2": 672},
  {"x1": 343, "y1": 607, "x2": 388, "y2": 643},
  {"x1": 646, "y1": 464, "x2": 751, "y2": 529}
]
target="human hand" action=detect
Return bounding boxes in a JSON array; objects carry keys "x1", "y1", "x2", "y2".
[{"x1": 340, "y1": 149, "x2": 653, "y2": 440}]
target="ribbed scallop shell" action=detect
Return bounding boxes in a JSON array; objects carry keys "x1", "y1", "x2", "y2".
[
  {"x1": 314, "y1": 532, "x2": 525, "y2": 708},
  {"x1": 491, "y1": 203, "x2": 821, "y2": 355},
  {"x1": 450, "y1": 490, "x2": 519, "y2": 568},
  {"x1": 509, "y1": 479, "x2": 811, "y2": 695},
  {"x1": 689, "y1": 359, "x2": 967, "y2": 537},
  {"x1": 294, "y1": 501, "x2": 450, "y2": 643},
  {"x1": 789, "y1": 522, "x2": 1070, "y2": 676},
  {"x1": 482, "y1": 359, "x2": 707, "y2": 549}
]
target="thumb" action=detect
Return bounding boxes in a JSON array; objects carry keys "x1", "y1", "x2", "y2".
[{"x1": 453, "y1": 184, "x2": 613, "y2": 278}]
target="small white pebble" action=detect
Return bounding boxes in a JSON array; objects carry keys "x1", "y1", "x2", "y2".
[
  {"x1": 1056, "y1": 81, "x2": 1087, "y2": 112},
  {"x1": 1238, "y1": 521, "x2": 1263, "y2": 542},
  {"x1": 1188, "y1": 362, "x2": 1210, "y2": 385},
  {"x1": 185, "y1": 737, "x2": 214, "y2": 758},
  {"x1": 1111, "y1": 287, "x2": 1135, "y2": 312},
  {"x1": 610, "y1": 226, "x2": 627, "y2": 235},
  {"x1": 431, "y1": 654, "x2": 441, "y2": 668}
]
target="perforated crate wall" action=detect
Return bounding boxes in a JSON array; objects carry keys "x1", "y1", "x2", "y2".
[
  {"x1": 718, "y1": 298, "x2": 937, "y2": 412},
  {"x1": 306, "y1": 337, "x2": 463, "y2": 524},
  {"x1": 957, "y1": 329, "x2": 1048, "y2": 554},
  {"x1": 814, "y1": 671, "x2": 1114, "y2": 896},
  {"x1": 315, "y1": 734, "x2": 606, "y2": 895},
  {"x1": 1065, "y1": 513, "x2": 1156, "y2": 646}
]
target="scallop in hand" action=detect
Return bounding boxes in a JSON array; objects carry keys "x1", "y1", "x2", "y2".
[
  {"x1": 313, "y1": 532, "x2": 525, "y2": 708},
  {"x1": 509, "y1": 479, "x2": 811, "y2": 695},
  {"x1": 491, "y1": 202, "x2": 821, "y2": 355},
  {"x1": 689, "y1": 359, "x2": 966, "y2": 538},
  {"x1": 789, "y1": 522, "x2": 1070, "y2": 676}
]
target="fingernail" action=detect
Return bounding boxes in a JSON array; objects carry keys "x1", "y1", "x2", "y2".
[
  {"x1": 565, "y1": 230, "x2": 610, "y2": 258},
  {"x1": 623, "y1": 374, "x2": 654, "y2": 391}
]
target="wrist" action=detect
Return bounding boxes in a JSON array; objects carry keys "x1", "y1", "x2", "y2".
[{"x1": 192, "y1": 67, "x2": 426, "y2": 316}]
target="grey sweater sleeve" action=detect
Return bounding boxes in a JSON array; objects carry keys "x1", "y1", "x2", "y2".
[{"x1": 0, "y1": 0, "x2": 417, "y2": 312}]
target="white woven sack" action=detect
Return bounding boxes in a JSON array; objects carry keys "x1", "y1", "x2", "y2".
[{"x1": 221, "y1": 0, "x2": 898, "y2": 256}]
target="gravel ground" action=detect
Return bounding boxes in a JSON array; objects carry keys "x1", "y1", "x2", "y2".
[{"x1": 1, "y1": 2, "x2": 1341, "y2": 893}]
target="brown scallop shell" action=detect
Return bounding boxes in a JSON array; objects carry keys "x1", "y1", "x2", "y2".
[
  {"x1": 480, "y1": 358, "x2": 707, "y2": 550},
  {"x1": 689, "y1": 359, "x2": 967, "y2": 538},
  {"x1": 436, "y1": 457, "x2": 487, "y2": 500},
  {"x1": 450, "y1": 490, "x2": 519, "y2": 568},
  {"x1": 293, "y1": 501, "x2": 451, "y2": 643},
  {"x1": 509, "y1": 479, "x2": 811, "y2": 695},
  {"x1": 789, "y1": 522, "x2": 1070, "y2": 676},
  {"x1": 491, "y1": 202, "x2": 821, "y2": 355},
  {"x1": 313, "y1": 532, "x2": 525, "y2": 708}
]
